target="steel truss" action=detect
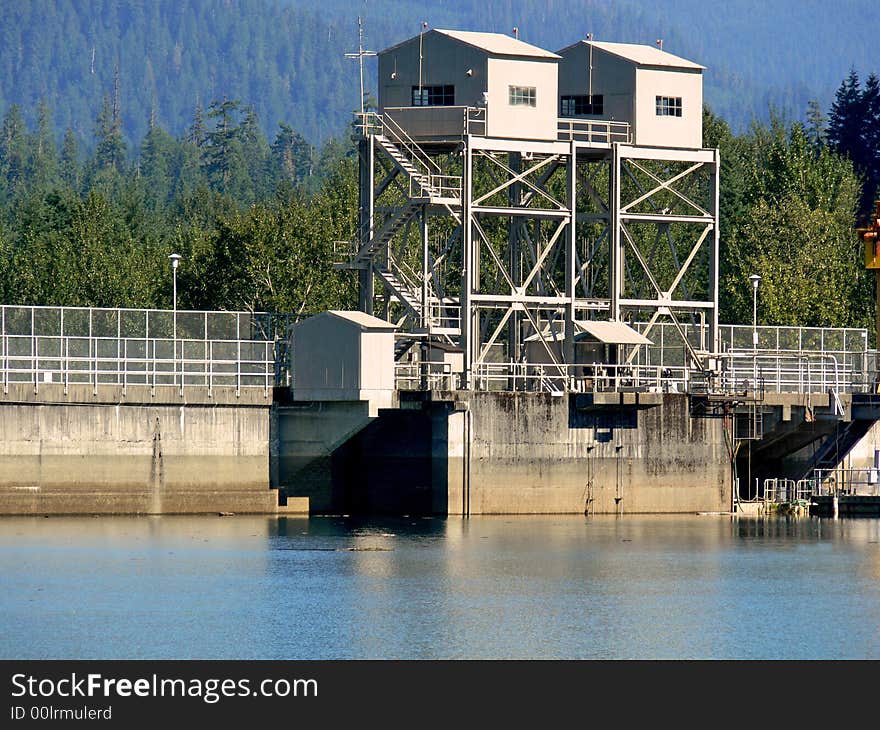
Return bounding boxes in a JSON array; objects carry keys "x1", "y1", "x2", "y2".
[{"x1": 341, "y1": 115, "x2": 720, "y2": 389}]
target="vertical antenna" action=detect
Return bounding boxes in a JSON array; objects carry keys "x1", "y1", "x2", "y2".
[
  {"x1": 418, "y1": 21, "x2": 428, "y2": 101},
  {"x1": 656, "y1": 39, "x2": 663, "y2": 51},
  {"x1": 586, "y1": 33, "x2": 593, "y2": 103},
  {"x1": 345, "y1": 17, "x2": 376, "y2": 115},
  {"x1": 512, "y1": 27, "x2": 519, "y2": 40}
]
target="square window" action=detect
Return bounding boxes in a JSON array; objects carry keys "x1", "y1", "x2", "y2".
[
  {"x1": 655, "y1": 96, "x2": 682, "y2": 117},
  {"x1": 509, "y1": 86, "x2": 536, "y2": 107}
]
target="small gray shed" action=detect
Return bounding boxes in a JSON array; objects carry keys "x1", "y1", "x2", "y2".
[{"x1": 291, "y1": 311, "x2": 397, "y2": 410}]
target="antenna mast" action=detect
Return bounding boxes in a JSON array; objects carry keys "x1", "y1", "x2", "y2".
[{"x1": 345, "y1": 17, "x2": 377, "y2": 115}]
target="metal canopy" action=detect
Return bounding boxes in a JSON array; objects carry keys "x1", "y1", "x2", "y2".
[{"x1": 575, "y1": 320, "x2": 653, "y2": 345}]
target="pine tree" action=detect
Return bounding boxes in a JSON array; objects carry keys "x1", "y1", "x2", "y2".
[
  {"x1": 204, "y1": 98, "x2": 249, "y2": 199},
  {"x1": 805, "y1": 100, "x2": 825, "y2": 150},
  {"x1": 60, "y1": 129, "x2": 81, "y2": 191},
  {"x1": 93, "y1": 94, "x2": 127, "y2": 173},
  {"x1": 29, "y1": 100, "x2": 59, "y2": 190},
  {"x1": 0, "y1": 105, "x2": 29, "y2": 201},
  {"x1": 862, "y1": 73, "x2": 880, "y2": 215},
  {"x1": 827, "y1": 69, "x2": 864, "y2": 159}
]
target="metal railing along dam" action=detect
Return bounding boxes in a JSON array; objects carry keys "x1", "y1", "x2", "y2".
[
  {"x1": 1, "y1": 305, "x2": 874, "y2": 398},
  {"x1": 0, "y1": 305, "x2": 296, "y2": 396}
]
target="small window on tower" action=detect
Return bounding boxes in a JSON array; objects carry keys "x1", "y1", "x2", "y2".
[
  {"x1": 509, "y1": 86, "x2": 537, "y2": 107},
  {"x1": 655, "y1": 96, "x2": 683, "y2": 117},
  {"x1": 411, "y1": 85, "x2": 455, "y2": 106},
  {"x1": 561, "y1": 95, "x2": 604, "y2": 116}
]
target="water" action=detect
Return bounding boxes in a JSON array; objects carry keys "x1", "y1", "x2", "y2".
[{"x1": 2, "y1": 514, "x2": 880, "y2": 659}]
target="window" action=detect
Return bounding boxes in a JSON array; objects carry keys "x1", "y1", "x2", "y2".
[
  {"x1": 656, "y1": 96, "x2": 682, "y2": 117},
  {"x1": 561, "y1": 94, "x2": 604, "y2": 116},
  {"x1": 411, "y1": 85, "x2": 454, "y2": 106},
  {"x1": 509, "y1": 86, "x2": 536, "y2": 107}
]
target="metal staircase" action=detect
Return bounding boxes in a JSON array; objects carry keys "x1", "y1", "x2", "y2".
[
  {"x1": 336, "y1": 112, "x2": 465, "y2": 343},
  {"x1": 352, "y1": 203, "x2": 421, "y2": 266}
]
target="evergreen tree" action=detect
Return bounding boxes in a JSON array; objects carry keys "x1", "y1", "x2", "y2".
[
  {"x1": 862, "y1": 73, "x2": 880, "y2": 214},
  {"x1": 28, "y1": 100, "x2": 59, "y2": 191},
  {"x1": 203, "y1": 98, "x2": 250, "y2": 200},
  {"x1": 140, "y1": 123, "x2": 177, "y2": 210},
  {"x1": 805, "y1": 100, "x2": 825, "y2": 150},
  {"x1": 271, "y1": 122, "x2": 313, "y2": 189},
  {"x1": 60, "y1": 129, "x2": 81, "y2": 191},
  {"x1": 93, "y1": 94, "x2": 127, "y2": 174},
  {"x1": 0, "y1": 105, "x2": 29, "y2": 203}
]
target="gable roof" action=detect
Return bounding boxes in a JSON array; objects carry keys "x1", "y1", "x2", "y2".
[
  {"x1": 558, "y1": 40, "x2": 704, "y2": 70},
  {"x1": 296, "y1": 310, "x2": 398, "y2": 332},
  {"x1": 380, "y1": 29, "x2": 559, "y2": 60}
]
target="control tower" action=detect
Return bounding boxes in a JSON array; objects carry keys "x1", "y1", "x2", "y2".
[{"x1": 336, "y1": 29, "x2": 720, "y2": 392}]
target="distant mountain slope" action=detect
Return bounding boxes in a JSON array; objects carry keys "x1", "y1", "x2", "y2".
[{"x1": 1, "y1": 0, "x2": 876, "y2": 148}]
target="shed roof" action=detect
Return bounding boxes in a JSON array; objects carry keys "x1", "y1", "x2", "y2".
[
  {"x1": 523, "y1": 320, "x2": 653, "y2": 344},
  {"x1": 558, "y1": 40, "x2": 704, "y2": 70},
  {"x1": 381, "y1": 29, "x2": 559, "y2": 60},
  {"x1": 575, "y1": 320, "x2": 653, "y2": 345},
  {"x1": 298, "y1": 310, "x2": 398, "y2": 332}
]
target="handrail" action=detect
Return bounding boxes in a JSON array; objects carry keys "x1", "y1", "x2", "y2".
[
  {"x1": 1, "y1": 333, "x2": 275, "y2": 393},
  {"x1": 557, "y1": 118, "x2": 632, "y2": 144},
  {"x1": 380, "y1": 111, "x2": 441, "y2": 175}
]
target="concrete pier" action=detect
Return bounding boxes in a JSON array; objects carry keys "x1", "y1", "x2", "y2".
[
  {"x1": 0, "y1": 383, "x2": 306, "y2": 515},
  {"x1": 279, "y1": 390, "x2": 732, "y2": 515}
]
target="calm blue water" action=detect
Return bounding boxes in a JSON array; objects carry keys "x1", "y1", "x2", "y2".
[{"x1": 1, "y1": 514, "x2": 879, "y2": 659}]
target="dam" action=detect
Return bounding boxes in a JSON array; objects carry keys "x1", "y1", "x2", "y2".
[
  {"x1": 2, "y1": 30, "x2": 878, "y2": 517},
  {"x1": 0, "y1": 303, "x2": 874, "y2": 517}
]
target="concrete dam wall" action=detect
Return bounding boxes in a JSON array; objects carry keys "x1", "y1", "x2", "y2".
[
  {"x1": 278, "y1": 391, "x2": 732, "y2": 515},
  {"x1": 0, "y1": 384, "x2": 293, "y2": 515}
]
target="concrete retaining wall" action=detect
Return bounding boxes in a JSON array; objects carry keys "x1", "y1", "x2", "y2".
[
  {"x1": 0, "y1": 384, "x2": 298, "y2": 515},
  {"x1": 279, "y1": 391, "x2": 731, "y2": 515},
  {"x1": 452, "y1": 392, "x2": 730, "y2": 515}
]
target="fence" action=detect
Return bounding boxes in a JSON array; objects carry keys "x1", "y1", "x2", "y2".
[
  {"x1": 0, "y1": 305, "x2": 296, "y2": 395},
  {"x1": 814, "y1": 467, "x2": 880, "y2": 496},
  {"x1": 632, "y1": 322, "x2": 872, "y2": 394}
]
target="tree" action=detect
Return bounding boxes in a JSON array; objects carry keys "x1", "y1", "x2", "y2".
[
  {"x1": 203, "y1": 98, "x2": 250, "y2": 200},
  {"x1": 59, "y1": 129, "x2": 81, "y2": 191},
  {"x1": 805, "y1": 100, "x2": 825, "y2": 150},
  {"x1": 0, "y1": 105, "x2": 29, "y2": 203},
  {"x1": 28, "y1": 100, "x2": 58, "y2": 191},
  {"x1": 719, "y1": 118, "x2": 868, "y2": 329}
]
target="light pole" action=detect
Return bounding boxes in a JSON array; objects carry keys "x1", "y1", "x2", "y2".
[
  {"x1": 749, "y1": 274, "x2": 761, "y2": 389},
  {"x1": 169, "y1": 253, "x2": 182, "y2": 387},
  {"x1": 749, "y1": 274, "x2": 761, "y2": 347}
]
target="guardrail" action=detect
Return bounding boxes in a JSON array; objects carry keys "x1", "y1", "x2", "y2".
[
  {"x1": 720, "y1": 349, "x2": 857, "y2": 394},
  {"x1": 395, "y1": 360, "x2": 458, "y2": 391},
  {"x1": 0, "y1": 305, "x2": 288, "y2": 395},
  {"x1": 814, "y1": 467, "x2": 880, "y2": 496},
  {"x1": 471, "y1": 362, "x2": 691, "y2": 394},
  {"x1": 763, "y1": 478, "x2": 814, "y2": 503},
  {"x1": 557, "y1": 118, "x2": 631, "y2": 144},
  {"x1": 1, "y1": 334, "x2": 275, "y2": 395}
]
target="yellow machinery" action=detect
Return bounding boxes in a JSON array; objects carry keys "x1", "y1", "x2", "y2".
[{"x1": 861, "y1": 200, "x2": 880, "y2": 385}]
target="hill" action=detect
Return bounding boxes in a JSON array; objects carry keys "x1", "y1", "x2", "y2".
[{"x1": 0, "y1": 0, "x2": 877, "y2": 148}]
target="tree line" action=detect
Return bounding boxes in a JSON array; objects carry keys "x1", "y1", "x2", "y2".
[
  {"x1": 0, "y1": 75, "x2": 877, "y2": 336},
  {"x1": 0, "y1": 98, "x2": 357, "y2": 313}
]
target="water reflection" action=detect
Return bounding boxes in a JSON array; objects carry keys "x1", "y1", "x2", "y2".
[{"x1": 1, "y1": 514, "x2": 879, "y2": 659}]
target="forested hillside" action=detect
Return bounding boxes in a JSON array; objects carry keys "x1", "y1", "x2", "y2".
[
  {"x1": 1, "y1": 1, "x2": 878, "y2": 333},
  {"x1": 1, "y1": 0, "x2": 878, "y2": 149}
]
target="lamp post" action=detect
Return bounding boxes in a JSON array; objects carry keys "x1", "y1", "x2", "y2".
[
  {"x1": 169, "y1": 253, "x2": 182, "y2": 387},
  {"x1": 749, "y1": 274, "x2": 761, "y2": 389},
  {"x1": 749, "y1": 274, "x2": 761, "y2": 347}
]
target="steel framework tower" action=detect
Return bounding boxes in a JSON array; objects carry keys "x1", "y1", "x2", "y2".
[{"x1": 336, "y1": 112, "x2": 720, "y2": 391}]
